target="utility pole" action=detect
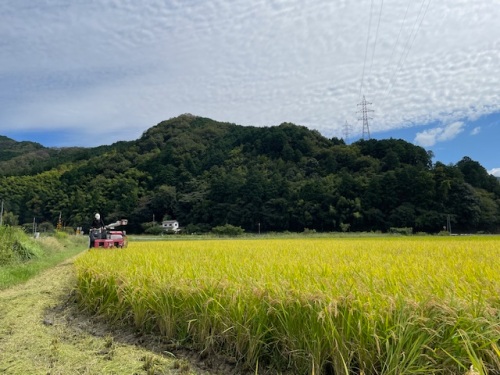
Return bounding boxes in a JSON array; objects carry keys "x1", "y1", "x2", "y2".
[
  {"x1": 357, "y1": 95, "x2": 374, "y2": 139},
  {"x1": 0, "y1": 199, "x2": 3, "y2": 226}
]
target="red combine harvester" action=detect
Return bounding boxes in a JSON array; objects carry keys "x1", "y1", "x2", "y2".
[{"x1": 89, "y1": 219, "x2": 128, "y2": 249}]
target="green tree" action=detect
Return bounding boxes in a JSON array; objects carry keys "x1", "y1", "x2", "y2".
[
  {"x1": 1, "y1": 211, "x2": 18, "y2": 226},
  {"x1": 211, "y1": 224, "x2": 245, "y2": 236}
]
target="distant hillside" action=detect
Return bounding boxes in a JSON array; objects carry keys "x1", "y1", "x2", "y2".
[
  {"x1": 0, "y1": 135, "x2": 101, "y2": 176},
  {"x1": 0, "y1": 135, "x2": 44, "y2": 161},
  {"x1": 1, "y1": 115, "x2": 499, "y2": 234}
]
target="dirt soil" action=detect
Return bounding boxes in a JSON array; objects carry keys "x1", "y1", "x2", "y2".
[{"x1": 0, "y1": 256, "x2": 237, "y2": 375}]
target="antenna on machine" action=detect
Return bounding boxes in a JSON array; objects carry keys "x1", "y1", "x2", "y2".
[{"x1": 357, "y1": 95, "x2": 374, "y2": 139}]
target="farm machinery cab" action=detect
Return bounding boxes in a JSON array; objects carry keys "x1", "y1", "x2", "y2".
[{"x1": 89, "y1": 219, "x2": 128, "y2": 249}]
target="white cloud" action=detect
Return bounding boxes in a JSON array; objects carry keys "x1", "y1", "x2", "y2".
[
  {"x1": 488, "y1": 168, "x2": 500, "y2": 177},
  {"x1": 413, "y1": 128, "x2": 442, "y2": 148},
  {"x1": 439, "y1": 122, "x2": 465, "y2": 142},
  {"x1": 414, "y1": 121, "x2": 465, "y2": 147},
  {"x1": 0, "y1": 0, "x2": 499, "y2": 144},
  {"x1": 470, "y1": 127, "x2": 481, "y2": 135}
]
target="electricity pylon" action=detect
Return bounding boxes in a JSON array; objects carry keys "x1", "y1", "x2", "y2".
[
  {"x1": 342, "y1": 121, "x2": 352, "y2": 143},
  {"x1": 357, "y1": 95, "x2": 374, "y2": 139}
]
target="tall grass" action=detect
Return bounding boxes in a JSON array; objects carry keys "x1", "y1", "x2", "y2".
[
  {"x1": 75, "y1": 237, "x2": 500, "y2": 374},
  {"x1": 0, "y1": 228, "x2": 88, "y2": 289},
  {"x1": 0, "y1": 225, "x2": 45, "y2": 264}
]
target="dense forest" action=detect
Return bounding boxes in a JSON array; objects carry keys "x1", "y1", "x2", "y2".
[{"x1": 1, "y1": 114, "x2": 499, "y2": 234}]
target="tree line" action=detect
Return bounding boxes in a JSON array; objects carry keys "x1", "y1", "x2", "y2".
[{"x1": 1, "y1": 114, "x2": 499, "y2": 234}]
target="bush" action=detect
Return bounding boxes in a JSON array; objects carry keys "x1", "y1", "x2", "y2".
[
  {"x1": 21, "y1": 222, "x2": 36, "y2": 235},
  {"x1": 211, "y1": 224, "x2": 245, "y2": 237},
  {"x1": 144, "y1": 225, "x2": 165, "y2": 235},
  {"x1": 339, "y1": 223, "x2": 351, "y2": 232},
  {"x1": 303, "y1": 228, "x2": 316, "y2": 235},
  {"x1": 54, "y1": 231, "x2": 69, "y2": 240},
  {"x1": 185, "y1": 223, "x2": 211, "y2": 234},
  {"x1": 38, "y1": 221, "x2": 55, "y2": 233},
  {"x1": 1, "y1": 211, "x2": 18, "y2": 226},
  {"x1": 63, "y1": 227, "x2": 76, "y2": 235},
  {"x1": 389, "y1": 227, "x2": 413, "y2": 235}
]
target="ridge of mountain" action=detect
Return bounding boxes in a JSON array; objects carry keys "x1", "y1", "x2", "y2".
[{"x1": 1, "y1": 114, "x2": 499, "y2": 233}]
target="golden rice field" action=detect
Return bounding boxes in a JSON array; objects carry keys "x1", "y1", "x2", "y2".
[{"x1": 74, "y1": 236, "x2": 500, "y2": 375}]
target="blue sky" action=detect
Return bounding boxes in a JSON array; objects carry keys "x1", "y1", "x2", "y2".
[{"x1": 1, "y1": 1, "x2": 499, "y2": 176}]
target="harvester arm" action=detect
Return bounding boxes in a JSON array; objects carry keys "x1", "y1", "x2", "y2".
[{"x1": 105, "y1": 219, "x2": 128, "y2": 229}]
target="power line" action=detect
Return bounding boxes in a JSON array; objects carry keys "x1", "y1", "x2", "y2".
[
  {"x1": 352, "y1": 0, "x2": 431, "y2": 137},
  {"x1": 385, "y1": 0, "x2": 432, "y2": 97},
  {"x1": 401, "y1": 0, "x2": 432, "y2": 69},
  {"x1": 386, "y1": 0, "x2": 412, "y2": 80},
  {"x1": 359, "y1": 0, "x2": 375, "y2": 98},
  {"x1": 368, "y1": 0, "x2": 385, "y2": 81},
  {"x1": 357, "y1": 0, "x2": 383, "y2": 140}
]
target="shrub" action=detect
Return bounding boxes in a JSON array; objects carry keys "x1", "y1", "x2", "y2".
[
  {"x1": 389, "y1": 227, "x2": 413, "y2": 235},
  {"x1": 38, "y1": 221, "x2": 55, "y2": 233},
  {"x1": 1, "y1": 211, "x2": 18, "y2": 226},
  {"x1": 21, "y1": 222, "x2": 36, "y2": 235},
  {"x1": 211, "y1": 224, "x2": 245, "y2": 237},
  {"x1": 184, "y1": 223, "x2": 211, "y2": 234},
  {"x1": 144, "y1": 225, "x2": 165, "y2": 235},
  {"x1": 339, "y1": 223, "x2": 350, "y2": 232},
  {"x1": 63, "y1": 226, "x2": 76, "y2": 235},
  {"x1": 54, "y1": 231, "x2": 69, "y2": 240}
]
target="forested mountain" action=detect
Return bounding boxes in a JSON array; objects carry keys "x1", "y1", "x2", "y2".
[
  {"x1": 0, "y1": 136, "x2": 101, "y2": 177},
  {"x1": 1, "y1": 114, "x2": 499, "y2": 234}
]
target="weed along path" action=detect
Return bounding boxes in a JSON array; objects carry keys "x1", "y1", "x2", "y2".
[{"x1": 0, "y1": 256, "x2": 219, "y2": 375}]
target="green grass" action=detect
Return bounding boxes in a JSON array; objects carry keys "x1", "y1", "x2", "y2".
[
  {"x1": 0, "y1": 231, "x2": 87, "y2": 290},
  {"x1": 127, "y1": 230, "x2": 391, "y2": 242}
]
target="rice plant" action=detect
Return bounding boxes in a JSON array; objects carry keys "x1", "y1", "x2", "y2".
[{"x1": 75, "y1": 236, "x2": 500, "y2": 374}]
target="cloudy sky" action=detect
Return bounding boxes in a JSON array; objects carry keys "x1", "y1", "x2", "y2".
[{"x1": 1, "y1": 0, "x2": 499, "y2": 176}]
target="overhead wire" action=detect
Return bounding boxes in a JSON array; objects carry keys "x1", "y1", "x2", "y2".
[
  {"x1": 358, "y1": 0, "x2": 384, "y2": 136},
  {"x1": 385, "y1": 0, "x2": 412, "y2": 84},
  {"x1": 358, "y1": 0, "x2": 375, "y2": 99},
  {"x1": 400, "y1": 0, "x2": 432, "y2": 74},
  {"x1": 368, "y1": 0, "x2": 385, "y2": 84},
  {"x1": 384, "y1": 0, "x2": 432, "y2": 98},
  {"x1": 355, "y1": 0, "x2": 432, "y2": 134}
]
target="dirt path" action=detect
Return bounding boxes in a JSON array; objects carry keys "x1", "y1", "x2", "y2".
[{"x1": 0, "y1": 256, "x2": 225, "y2": 375}]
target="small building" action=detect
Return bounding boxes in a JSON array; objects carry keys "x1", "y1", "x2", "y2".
[{"x1": 162, "y1": 220, "x2": 180, "y2": 233}]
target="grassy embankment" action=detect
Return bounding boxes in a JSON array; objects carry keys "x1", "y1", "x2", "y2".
[
  {"x1": 0, "y1": 226, "x2": 87, "y2": 289},
  {"x1": 75, "y1": 236, "x2": 500, "y2": 375},
  {"x1": 0, "y1": 227, "x2": 211, "y2": 375}
]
